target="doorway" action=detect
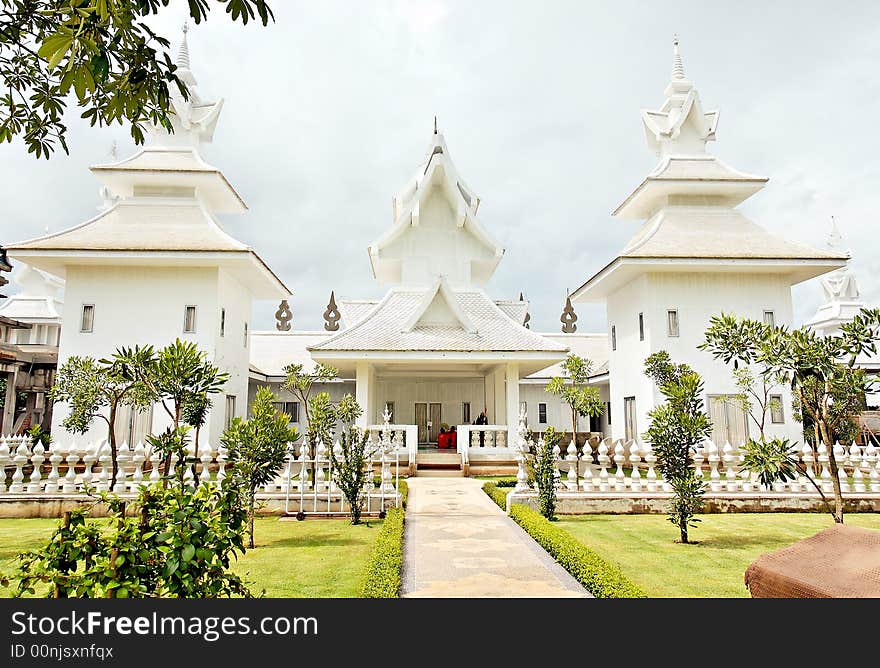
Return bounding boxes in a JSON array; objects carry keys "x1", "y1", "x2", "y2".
[{"x1": 415, "y1": 402, "x2": 442, "y2": 444}]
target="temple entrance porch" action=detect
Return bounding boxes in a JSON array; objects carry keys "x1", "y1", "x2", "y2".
[{"x1": 308, "y1": 352, "x2": 564, "y2": 474}]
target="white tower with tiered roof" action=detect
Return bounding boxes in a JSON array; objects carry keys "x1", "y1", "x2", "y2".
[
  {"x1": 6, "y1": 28, "x2": 289, "y2": 446},
  {"x1": 571, "y1": 37, "x2": 847, "y2": 445}
]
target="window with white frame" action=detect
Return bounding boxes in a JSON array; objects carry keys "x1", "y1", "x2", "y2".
[
  {"x1": 769, "y1": 394, "x2": 784, "y2": 423},
  {"x1": 80, "y1": 304, "x2": 95, "y2": 333},
  {"x1": 461, "y1": 402, "x2": 470, "y2": 424},
  {"x1": 763, "y1": 310, "x2": 776, "y2": 328},
  {"x1": 611, "y1": 325, "x2": 617, "y2": 351},
  {"x1": 606, "y1": 401, "x2": 611, "y2": 424},
  {"x1": 538, "y1": 403, "x2": 547, "y2": 424},
  {"x1": 220, "y1": 308, "x2": 226, "y2": 337},
  {"x1": 667, "y1": 309, "x2": 679, "y2": 337},
  {"x1": 243, "y1": 322, "x2": 248, "y2": 348},
  {"x1": 638, "y1": 313, "x2": 645, "y2": 341},
  {"x1": 183, "y1": 305, "x2": 197, "y2": 333}
]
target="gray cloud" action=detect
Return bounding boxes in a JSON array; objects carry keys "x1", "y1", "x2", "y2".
[{"x1": 2, "y1": 1, "x2": 878, "y2": 332}]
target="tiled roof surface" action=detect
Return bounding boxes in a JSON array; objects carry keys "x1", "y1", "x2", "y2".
[
  {"x1": 621, "y1": 207, "x2": 848, "y2": 260},
  {"x1": 311, "y1": 288, "x2": 567, "y2": 353},
  {"x1": 6, "y1": 202, "x2": 248, "y2": 252}
]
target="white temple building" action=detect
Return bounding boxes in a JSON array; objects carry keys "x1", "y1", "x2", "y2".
[
  {"x1": 570, "y1": 37, "x2": 847, "y2": 446},
  {"x1": 2, "y1": 32, "x2": 873, "y2": 471},
  {"x1": 5, "y1": 29, "x2": 289, "y2": 446}
]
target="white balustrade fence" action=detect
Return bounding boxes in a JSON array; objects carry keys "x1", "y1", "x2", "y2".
[
  {"x1": 512, "y1": 433, "x2": 880, "y2": 497},
  {"x1": 464, "y1": 425, "x2": 508, "y2": 448},
  {"x1": 0, "y1": 430, "x2": 402, "y2": 517}
]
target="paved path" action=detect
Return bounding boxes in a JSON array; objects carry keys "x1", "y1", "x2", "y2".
[{"x1": 401, "y1": 477, "x2": 589, "y2": 598}]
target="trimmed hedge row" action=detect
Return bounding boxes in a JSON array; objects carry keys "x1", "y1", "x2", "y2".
[
  {"x1": 482, "y1": 482, "x2": 509, "y2": 511},
  {"x1": 360, "y1": 506, "x2": 405, "y2": 598},
  {"x1": 508, "y1": 504, "x2": 647, "y2": 599}
]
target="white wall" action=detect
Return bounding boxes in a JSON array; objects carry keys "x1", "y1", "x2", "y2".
[
  {"x1": 52, "y1": 264, "x2": 254, "y2": 447},
  {"x1": 374, "y1": 377, "x2": 485, "y2": 427},
  {"x1": 606, "y1": 270, "x2": 801, "y2": 443},
  {"x1": 520, "y1": 382, "x2": 611, "y2": 435},
  {"x1": 248, "y1": 380, "x2": 356, "y2": 432},
  {"x1": 212, "y1": 268, "x2": 252, "y2": 438}
]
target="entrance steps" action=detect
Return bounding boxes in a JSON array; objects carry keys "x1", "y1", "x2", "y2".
[{"x1": 415, "y1": 451, "x2": 462, "y2": 476}]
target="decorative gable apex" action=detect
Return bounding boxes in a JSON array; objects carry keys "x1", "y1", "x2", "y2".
[{"x1": 402, "y1": 276, "x2": 477, "y2": 333}]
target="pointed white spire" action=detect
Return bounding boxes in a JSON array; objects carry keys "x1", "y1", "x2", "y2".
[
  {"x1": 671, "y1": 34, "x2": 686, "y2": 80},
  {"x1": 177, "y1": 22, "x2": 191, "y2": 71}
]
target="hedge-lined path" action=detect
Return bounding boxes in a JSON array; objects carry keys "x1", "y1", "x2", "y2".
[{"x1": 401, "y1": 477, "x2": 589, "y2": 598}]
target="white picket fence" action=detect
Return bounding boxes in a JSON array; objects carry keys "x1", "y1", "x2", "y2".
[{"x1": 0, "y1": 428, "x2": 402, "y2": 516}]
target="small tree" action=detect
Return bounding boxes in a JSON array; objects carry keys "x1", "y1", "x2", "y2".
[
  {"x1": 532, "y1": 426, "x2": 561, "y2": 520},
  {"x1": 644, "y1": 352, "x2": 712, "y2": 544},
  {"x1": 701, "y1": 310, "x2": 880, "y2": 523},
  {"x1": 222, "y1": 387, "x2": 299, "y2": 549},
  {"x1": 328, "y1": 394, "x2": 374, "y2": 525},
  {"x1": 546, "y1": 354, "x2": 605, "y2": 451},
  {"x1": 282, "y1": 363, "x2": 338, "y2": 447},
  {"x1": 126, "y1": 339, "x2": 229, "y2": 476},
  {"x1": 48, "y1": 348, "x2": 153, "y2": 487}
]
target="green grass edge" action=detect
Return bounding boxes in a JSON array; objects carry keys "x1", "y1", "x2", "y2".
[
  {"x1": 359, "y1": 480, "x2": 408, "y2": 598},
  {"x1": 481, "y1": 482, "x2": 646, "y2": 599},
  {"x1": 482, "y1": 482, "x2": 509, "y2": 511}
]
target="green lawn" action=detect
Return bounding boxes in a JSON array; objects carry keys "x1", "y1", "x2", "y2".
[
  {"x1": 0, "y1": 517, "x2": 383, "y2": 598},
  {"x1": 555, "y1": 513, "x2": 880, "y2": 598}
]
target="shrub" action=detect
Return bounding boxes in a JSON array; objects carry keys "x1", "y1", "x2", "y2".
[
  {"x1": 533, "y1": 427, "x2": 561, "y2": 519},
  {"x1": 482, "y1": 482, "x2": 509, "y2": 511},
  {"x1": 494, "y1": 477, "x2": 517, "y2": 488},
  {"x1": 360, "y1": 507, "x2": 405, "y2": 598},
  {"x1": 509, "y1": 504, "x2": 646, "y2": 599}
]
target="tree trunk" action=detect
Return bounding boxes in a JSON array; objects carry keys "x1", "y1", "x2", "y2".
[
  {"x1": 819, "y1": 417, "x2": 844, "y2": 523},
  {"x1": 192, "y1": 424, "x2": 202, "y2": 486},
  {"x1": 680, "y1": 524, "x2": 689, "y2": 544},
  {"x1": 108, "y1": 404, "x2": 118, "y2": 489},
  {"x1": 248, "y1": 489, "x2": 256, "y2": 549}
]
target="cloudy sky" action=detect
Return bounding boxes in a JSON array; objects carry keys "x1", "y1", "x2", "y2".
[{"x1": 3, "y1": 1, "x2": 880, "y2": 332}]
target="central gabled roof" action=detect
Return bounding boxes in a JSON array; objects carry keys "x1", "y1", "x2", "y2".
[
  {"x1": 367, "y1": 128, "x2": 505, "y2": 287},
  {"x1": 309, "y1": 285, "x2": 566, "y2": 354}
]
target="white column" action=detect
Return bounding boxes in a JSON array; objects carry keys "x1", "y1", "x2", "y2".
[
  {"x1": 494, "y1": 366, "x2": 505, "y2": 426},
  {"x1": 505, "y1": 361, "x2": 520, "y2": 445},
  {"x1": 355, "y1": 361, "x2": 371, "y2": 428}
]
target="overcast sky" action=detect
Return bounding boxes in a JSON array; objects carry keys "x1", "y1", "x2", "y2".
[{"x1": 3, "y1": 1, "x2": 880, "y2": 333}]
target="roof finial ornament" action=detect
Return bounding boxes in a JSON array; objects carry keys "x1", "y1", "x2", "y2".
[
  {"x1": 323, "y1": 290, "x2": 341, "y2": 332},
  {"x1": 177, "y1": 21, "x2": 191, "y2": 70},
  {"x1": 519, "y1": 292, "x2": 531, "y2": 329},
  {"x1": 560, "y1": 294, "x2": 578, "y2": 334},
  {"x1": 275, "y1": 299, "x2": 293, "y2": 331},
  {"x1": 434, "y1": 115, "x2": 438, "y2": 135},
  {"x1": 672, "y1": 33, "x2": 685, "y2": 80}
]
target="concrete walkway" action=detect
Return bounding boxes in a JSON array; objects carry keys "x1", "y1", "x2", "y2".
[{"x1": 401, "y1": 477, "x2": 589, "y2": 598}]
